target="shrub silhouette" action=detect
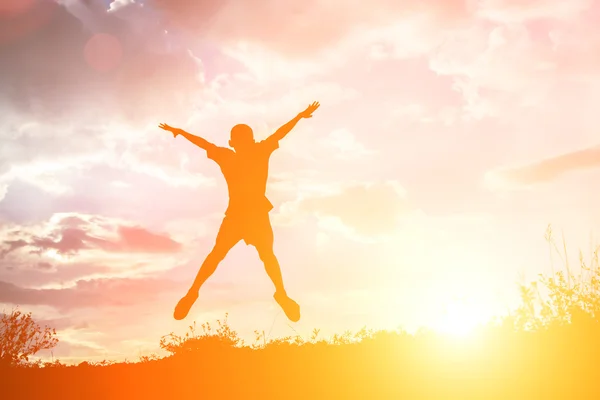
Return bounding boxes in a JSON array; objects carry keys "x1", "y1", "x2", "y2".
[
  {"x1": 513, "y1": 225, "x2": 600, "y2": 332},
  {"x1": 159, "y1": 312, "x2": 241, "y2": 355},
  {"x1": 0, "y1": 308, "x2": 58, "y2": 367}
]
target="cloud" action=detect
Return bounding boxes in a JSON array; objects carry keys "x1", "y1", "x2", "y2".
[
  {"x1": 0, "y1": 277, "x2": 179, "y2": 311},
  {"x1": 485, "y1": 145, "x2": 600, "y2": 189},
  {"x1": 476, "y1": 0, "x2": 593, "y2": 23},
  {"x1": 277, "y1": 181, "x2": 413, "y2": 238},
  {"x1": 427, "y1": 5, "x2": 600, "y2": 122},
  {"x1": 0, "y1": 120, "x2": 215, "y2": 205},
  {"x1": 428, "y1": 23, "x2": 559, "y2": 120},
  {"x1": 114, "y1": 226, "x2": 182, "y2": 253},
  {"x1": 0, "y1": 213, "x2": 182, "y2": 258},
  {"x1": 185, "y1": 81, "x2": 359, "y2": 134},
  {"x1": 35, "y1": 316, "x2": 90, "y2": 332},
  {"x1": 0, "y1": 210, "x2": 210, "y2": 294},
  {"x1": 108, "y1": 0, "x2": 135, "y2": 13},
  {"x1": 148, "y1": 0, "x2": 471, "y2": 80},
  {"x1": 318, "y1": 129, "x2": 376, "y2": 160},
  {"x1": 0, "y1": 0, "x2": 212, "y2": 202},
  {"x1": 0, "y1": 239, "x2": 28, "y2": 258},
  {"x1": 0, "y1": 257, "x2": 112, "y2": 289},
  {"x1": 0, "y1": 0, "x2": 204, "y2": 124},
  {"x1": 117, "y1": 132, "x2": 216, "y2": 190},
  {"x1": 149, "y1": 0, "x2": 362, "y2": 57},
  {"x1": 151, "y1": 0, "x2": 469, "y2": 55}
]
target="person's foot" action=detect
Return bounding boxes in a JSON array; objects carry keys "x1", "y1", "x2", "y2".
[
  {"x1": 173, "y1": 291, "x2": 198, "y2": 320},
  {"x1": 274, "y1": 291, "x2": 300, "y2": 322}
]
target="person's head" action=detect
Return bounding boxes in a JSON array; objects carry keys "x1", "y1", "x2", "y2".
[{"x1": 229, "y1": 124, "x2": 255, "y2": 151}]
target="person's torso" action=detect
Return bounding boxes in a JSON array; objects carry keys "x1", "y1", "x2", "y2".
[{"x1": 218, "y1": 146, "x2": 273, "y2": 214}]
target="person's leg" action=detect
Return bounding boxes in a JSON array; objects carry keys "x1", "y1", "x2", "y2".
[
  {"x1": 173, "y1": 216, "x2": 240, "y2": 320},
  {"x1": 251, "y1": 214, "x2": 300, "y2": 322},
  {"x1": 257, "y1": 244, "x2": 286, "y2": 295},
  {"x1": 257, "y1": 243, "x2": 300, "y2": 322},
  {"x1": 189, "y1": 229, "x2": 239, "y2": 294},
  {"x1": 251, "y1": 214, "x2": 285, "y2": 294}
]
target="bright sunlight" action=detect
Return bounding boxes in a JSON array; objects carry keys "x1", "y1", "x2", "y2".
[{"x1": 433, "y1": 297, "x2": 490, "y2": 337}]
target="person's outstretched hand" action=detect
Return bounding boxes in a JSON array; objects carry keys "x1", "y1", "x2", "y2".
[
  {"x1": 159, "y1": 123, "x2": 181, "y2": 138},
  {"x1": 298, "y1": 101, "x2": 320, "y2": 119}
]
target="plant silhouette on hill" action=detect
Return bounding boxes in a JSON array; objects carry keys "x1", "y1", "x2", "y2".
[
  {"x1": 512, "y1": 225, "x2": 600, "y2": 332},
  {"x1": 159, "y1": 313, "x2": 242, "y2": 355},
  {"x1": 0, "y1": 308, "x2": 58, "y2": 367}
]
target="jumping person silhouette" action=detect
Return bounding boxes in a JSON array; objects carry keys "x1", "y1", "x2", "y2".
[{"x1": 159, "y1": 101, "x2": 320, "y2": 322}]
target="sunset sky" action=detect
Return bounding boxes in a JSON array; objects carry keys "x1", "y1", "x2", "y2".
[{"x1": 2, "y1": 0, "x2": 600, "y2": 363}]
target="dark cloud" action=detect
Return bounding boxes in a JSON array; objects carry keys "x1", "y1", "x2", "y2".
[
  {"x1": 0, "y1": 239, "x2": 28, "y2": 257},
  {"x1": 36, "y1": 261, "x2": 53, "y2": 270},
  {"x1": 58, "y1": 216, "x2": 88, "y2": 228},
  {"x1": 1, "y1": 223, "x2": 182, "y2": 257},
  {"x1": 1, "y1": 0, "x2": 106, "y2": 118},
  {"x1": 29, "y1": 227, "x2": 92, "y2": 255},
  {"x1": 0, "y1": 259, "x2": 112, "y2": 288},
  {"x1": 114, "y1": 225, "x2": 182, "y2": 253},
  {"x1": 0, "y1": 0, "x2": 203, "y2": 124}
]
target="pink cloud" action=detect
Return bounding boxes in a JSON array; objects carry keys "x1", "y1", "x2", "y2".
[
  {"x1": 0, "y1": 257, "x2": 112, "y2": 289},
  {"x1": 477, "y1": 0, "x2": 593, "y2": 23},
  {"x1": 296, "y1": 181, "x2": 413, "y2": 237},
  {"x1": 114, "y1": 226, "x2": 182, "y2": 253},
  {"x1": 487, "y1": 145, "x2": 600, "y2": 187},
  {"x1": 0, "y1": 214, "x2": 183, "y2": 258},
  {"x1": 149, "y1": 0, "x2": 470, "y2": 58},
  {"x1": 0, "y1": 276, "x2": 180, "y2": 311},
  {"x1": 0, "y1": 239, "x2": 28, "y2": 258},
  {"x1": 427, "y1": 4, "x2": 600, "y2": 123}
]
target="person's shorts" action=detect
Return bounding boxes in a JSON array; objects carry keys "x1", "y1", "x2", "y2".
[{"x1": 216, "y1": 212, "x2": 274, "y2": 248}]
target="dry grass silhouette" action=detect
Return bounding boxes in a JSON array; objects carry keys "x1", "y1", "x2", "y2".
[{"x1": 3, "y1": 227, "x2": 600, "y2": 399}]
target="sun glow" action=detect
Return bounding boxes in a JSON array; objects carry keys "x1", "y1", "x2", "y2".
[
  {"x1": 434, "y1": 298, "x2": 490, "y2": 337},
  {"x1": 45, "y1": 249, "x2": 66, "y2": 262}
]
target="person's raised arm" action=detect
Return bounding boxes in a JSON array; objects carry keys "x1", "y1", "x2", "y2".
[
  {"x1": 158, "y1": 123, "x2": 216, "y2": 151},
  {"x1": 267, "y1": 101, "x2": 320, "y2": 143}
]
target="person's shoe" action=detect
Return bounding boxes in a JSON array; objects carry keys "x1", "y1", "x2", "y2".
[
  {"x1": 173, "y1": 291, "x2": 198, "y2": 320},
  {"x1": 274, "y1": 291, "x2": 300, "y2": 322}
]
